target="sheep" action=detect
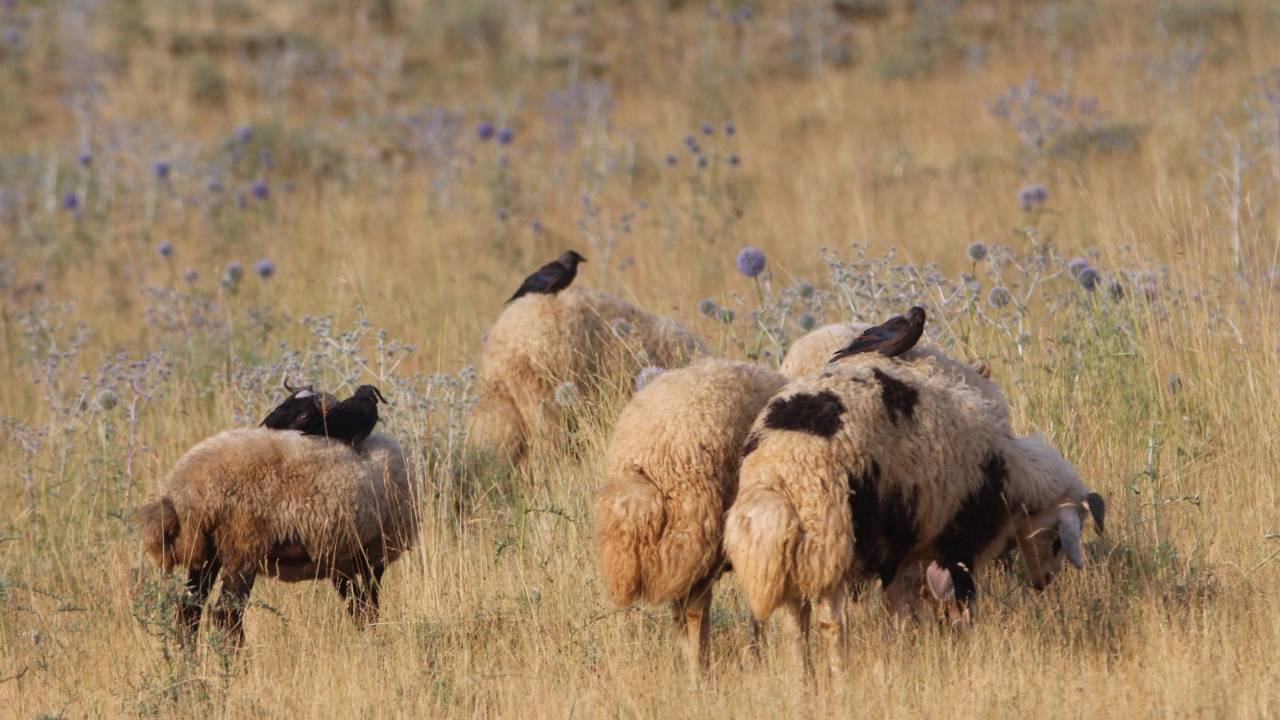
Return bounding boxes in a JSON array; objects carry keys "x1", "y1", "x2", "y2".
[
  {"x1": 594, "y1": 358, "x2": 788, "y2": 680},
  {"x1": 779, "y1": 322, "x2": 1006, "y2": 422},
  {"x1": 137, "y1": 429, "x2": 416, "y2": 646},
  {"x1": 723, "y1": 358, "x2": 1104, "y2": 676},
  {"x1": 468, "y1": 287, "x2": 707, "y2": 467}
]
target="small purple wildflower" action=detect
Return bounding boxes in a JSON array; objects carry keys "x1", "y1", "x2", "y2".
[
  {"x1": 1018, "y1": 183, "x2": 1048, "y2": 211},
  {"x1": 476, "y1": 121, "x2": 495, "y2": 141},
  {"x1": 701, "y1": 122, "x2": 715, "y2": 135},
  {"x1": 77, "y1": 152, "x2": 92, "y2": 167},
  {"x1": 665, "y1": 153, "x2": 678, "y2": 167},
  {"x1": 698, "y1": 298, "x2": 718, "y2": 317},
  {"x1": 250, "y1": 179, "x2": 269, "y2": 200},
  {"x1": 496, "y1": 127, "x2": 514, "y2": 145},
  {"x1": 717, "y1": 307, "x2": 736, "y2": 324},
  {"x1": 236, "y1": 124, "x2": 254, "y2": 143},
  {"x1": 154, "y1": 161, "x2": 172, "y2": 181},
  {"x1": 1067, "y1": 257, "x2": 1089, "y2": 279},
  {"x1": 724, "y1": 122, "x2": 736, "y2": 136},
  {"x1": 988, "y1": 287, "x2": 1012, "y2": 308},
  {"x1": 223, "y1": 260, "x2": 244, "y2": 285},
  {"x1": 697, "y1": 156, "x2": 709, "y2": 169},
  {"x1": 62, "y1": 192, "x2": 80, "y2": 211},
  {"x1": 183, "y1": 268, "x2": 198, "y2": 283},
  {"x1": 966, "y1": 241, "x2": 988, "y2": 262},
  {"x1": 727, "y1": 154, "x2": 740, "y2": 167},
  {"x1": 253, "y1": 258, "x2": 275, "y2": 279},
  {"x1": 683, "y1": 135, "x2": 700, "y2": 153},
  {"x1": 735, "y1": 245, "x2": 766, "y2": 278},
  {"x1": 530, "y1": 220, "x2": 543, "y2": 233},
  {"x1": 1076, "y1": 266, "x2": 1100, "y2": 291},
  {"x1": 157, "y1": 241, "x2": 174, "y2": 258},
  {"x1": 798, "y1": 314, "x2": 817, "y2": 331},
  {"x1": 496, "y1": 207, "x2": 509, "y2": 222}
]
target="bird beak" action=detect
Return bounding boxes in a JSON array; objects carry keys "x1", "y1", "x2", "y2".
[
  {"x1": 283, "y1": 375, "x2": 297, "y2": 393},
  {"x1": 373, "y1": 387, "x2": 388, "y2": 404}
]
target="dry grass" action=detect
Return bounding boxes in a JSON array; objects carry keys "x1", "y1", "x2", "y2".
[{"x1": 2, "y1": 1, "x2": 1279, "y2": 717}]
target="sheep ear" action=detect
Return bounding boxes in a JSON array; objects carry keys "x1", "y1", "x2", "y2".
[
  {"x1": 1057, "y1": 507, "x2": 1084, "y2": 569},
  {"x1": 1085, "y1": 492, "x2": 1106, "y2": 534},
  {"x1": 974, "y1": 361, "x2": 992, "y2": 379},
  {"x1": 925, "y1": 562, "x2": 955, "y2": 602}
]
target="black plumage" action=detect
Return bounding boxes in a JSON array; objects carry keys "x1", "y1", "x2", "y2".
[
  {"x1": 506, "y1": 250, "x2": 587, "y2": 304},
  {"x1": 829, "y1": 306, "x2": 926, "y2": 362},
  {"x1": 260, "y1": 380, "x2": 338, "y2": 430},
  {"x1": 297, "y1": 384, "x2": 387, "y2": 452}
]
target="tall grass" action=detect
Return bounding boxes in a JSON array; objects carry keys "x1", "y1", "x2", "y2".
[{"x1": 1, "y1": 1, "x2": 1278, "y2": 717}]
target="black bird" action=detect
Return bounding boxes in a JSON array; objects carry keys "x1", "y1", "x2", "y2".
[
  {"x1": 829, "y1": 306, "x2": 927, "y2": 362},
  {"x1": 260, "y1": 379, "x2": 338, "y2": 430},
  {"x1": 506, "y1": 250, "x2": 587, "y2": 304},
  {"x1": 298, "y1": 384, "x2": 387, "y2": 452}
]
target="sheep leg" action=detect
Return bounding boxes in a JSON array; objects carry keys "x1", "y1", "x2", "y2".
[
  {"x1": 178, "y1": 558, "x2": 221, "y2": 646},
  {"x1": 779, "y1": 599, "x2": 812, "y2": 676},
  {"x1": 356, "y1": 562, "x2": 385, "y2": 625},
  {"x1": 677, "y1": 576, "x2": 715, "y2": 684},
  {"x1": 209, "y1": 568, "x2": 256, "y2": 646},
  {"x1": 814, "y1": 586, "x2": 849, "y2": 680}
]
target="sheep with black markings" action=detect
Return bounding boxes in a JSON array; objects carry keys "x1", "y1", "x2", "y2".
[
  {"x1": 469, "y1": 287, "x2": 707, "y2": 467},
  {"x1": 138, "y1": 428, "x2": 416, "y2": 647},
  {"x1": 594, "y1": 358, "x2": 787, "y2": 679},
  {"x1": 723, "y1": 358, "x2": 1103, "y2": 676},
  {"x1": 780, "y1": 322, "x2": 1005, "y2": 422}
]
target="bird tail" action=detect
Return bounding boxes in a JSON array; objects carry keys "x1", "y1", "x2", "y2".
[
  {"x1": 594, "y1": 466, "x2": 667, "y2": 606},
  {"x1": 723, "y1": 485, "x2": 801, "y2": 622},
  {"x1": 829, "y1": 342, "x2": 871, "y2": 363}
]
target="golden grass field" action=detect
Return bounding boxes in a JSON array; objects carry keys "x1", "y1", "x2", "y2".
[{"x1": 2, "y1": 0, "x2": 1279, "y2": 717}]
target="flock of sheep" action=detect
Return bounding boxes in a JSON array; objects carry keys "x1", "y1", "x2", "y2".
[{"x1": 138, "y1": 271, "x2": 1104, "y2": 682}]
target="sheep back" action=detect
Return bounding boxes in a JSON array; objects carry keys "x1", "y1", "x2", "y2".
[
  {"x1": 141, "y1": 429, "x2": 416, "y2": 581},
  {"x1": 595, "y1": 358, "x2": 786, "y2": 606}
]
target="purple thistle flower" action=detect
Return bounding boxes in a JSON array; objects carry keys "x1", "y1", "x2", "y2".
[
  {"x1": 253, "y1": 258, "x2": 275, "y2": 279},
  {"x1": 724, "y1": 121, "x2": 736, "y2": 136},
  {"x1": 1077, "y1": 266, "x2": 1100, "y2": 291},
  {"x1": 183, "y1": 268, "x2": 198, "y2": 283},
  {"x1": 224, "y1": 261, "x2": 244, "y2": 284},
  {"x1": 154, "y1": 161, "x2": 172, "y2": 181},
  {"x1": 966, "y1": 241, "x2": 988, "y2": 262},
  {"x1": 1067, "y1": 257, "x2": 1089, "y2": 279},
  {"x1": 988, "y1": 287, "x2": 1012, "y2": 308},
  {"x1": 1018, "y1": 183, "x2": 1048, "y2": 211},
  {"x1": 157, "y1": 241, "x2": 174, "y2": 258},
  {"x1": 496, "y1": 127, "x2": 514, "y2": 145},
  {"x1": 698, "y1": 298, "x2": 718, "y2": 317},
  {"x1": 683, "y1": 135, "x2": 700, "y2": 153},
  {"x1": 250, "y1": 179, "x2": 269, "y2": 200},
  {"x1": 728, "y1": 154, "x2": 740, "y2": 167},
  {"x1": 735, "y1": 245, "x2": 766, "y2": 278},
  {"x1": 236, "y1": 124, "x2": 254, "y2": 144},
  {"x1": 62, "y1": 192, "x2": 80, "y2": 211},
  {"x1": 530, "y1": 220, "x2": 543, "y2": 233},
  {"x1": 701, "y1": 122, "x2": 715, "y2": 135},
  {"x1": 77, "y1": 152, "x2": 92, "y2": 167},
  {"x1": 697, "y1": 156, "x2": 709, "y2": 169},
  {"x1": 476, "y1": 121, "x2": 495, "y2": 141},
  {"x1": 665, "y1": 153, "x2": 678, "y2": 167}
]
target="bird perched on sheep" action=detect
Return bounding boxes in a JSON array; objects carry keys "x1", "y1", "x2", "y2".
[
  {"x1": 780, "y1": 322, "x2": 1006, "y2": 423},
  {"x1": 468, "y1": 287, "x2": 707, "y2": 467},
  {"x1": 594, "y1": 358, "x2": 788, "y2": 679},
  {"x1": 137, "y1": 429, "x2": 416, "y2": 647},
  {"x1": 829, "y1": 306, "x2": 927, "y2": 360},
  {"x1": 506, "y1": 250, "x2": 587, "y2": 303},
  {"x1": 296, "y1": 384, "x2": 388, "y2": 453},
  {"x1": 723, "y1": 358, "x2": 1103, "y2": 676},
  {"x1": 260, "y1": 379, "x2": 337, "y2": 430}
]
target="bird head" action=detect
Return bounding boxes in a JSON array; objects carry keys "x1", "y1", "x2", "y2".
[
  {"x1": 354, "y1": 385, "x2": 388, "y2": 404},
  {"x1": 907, "y1": 306, "x2": 926, "y2": 323},
  {"x1": 560, "y1": 250, "x2": 587, "y2": 267}
]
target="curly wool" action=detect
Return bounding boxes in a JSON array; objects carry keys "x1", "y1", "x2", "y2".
[
  {"x1": 469, "y1": 287, "x2": 708, "y2": 465},
  {"x1": 139, "y1": 429, "x2": 415, "y2": 581},
  {"x1": 594, "y1": 358, "x2": 788, "y2": 607}
]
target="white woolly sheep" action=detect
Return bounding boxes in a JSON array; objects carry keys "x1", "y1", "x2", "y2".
[
  {"x1": 779, "y1": 322, "x2": 1006, "y2": 422},
  {"x1": 594, "y1": 358, "x2": 788, "y2": 679},
  {"x1": 723, "y1": 358, "x2": 1103, "y2": 676},
  {"x1": 138, "y1": 429, "x2": 416, "y2": 645},
  {"x1": 469, "y1": 287, "x2": 707, "y2": 467}
]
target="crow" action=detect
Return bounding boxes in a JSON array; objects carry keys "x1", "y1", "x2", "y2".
[
  {"x1": 297, "y1": 384, "x2": 387, "y2": 453},
  {"x1": 260, "y1": 379, "x2": 338, "y2": 430},
  {"x1": 506, "y1": 250, "x2": 587, "y2": 304},
  {"x1": 829, "y1": 306, "x2": 926, "y2": 362}
]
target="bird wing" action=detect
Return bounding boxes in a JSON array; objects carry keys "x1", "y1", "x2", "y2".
[
  {"x1": 506, "y1": 261, "x2": 567, "y2": 303},
  {"x1": 829, "y1": 316, "x2": 910, "y2": 361}
]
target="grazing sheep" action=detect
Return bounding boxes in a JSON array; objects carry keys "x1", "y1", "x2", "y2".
[
  {"x1": 723, "y1": 358, "x2": 1103, "y2": 676},
  {"x1": 594, "y1": 358, "x2": 788, "y2": 679},
  {"x1": 468, "y1": 287, "x2": 707, "y2": 466},
  {"x1": 780, "y1": 322, "x2": 1006, "y2": 421},
  {"x1": 138, "y1": 429, "x2": 416, "y2": 646}
]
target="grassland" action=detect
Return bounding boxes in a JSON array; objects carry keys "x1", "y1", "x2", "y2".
[{"x1": 1, "y1": 1, "x2": 1278, "y2": 717}]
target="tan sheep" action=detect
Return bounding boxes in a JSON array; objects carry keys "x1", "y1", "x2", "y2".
[
  {"x1": 779, "y1": 322, "x2": 1006, "y2": 422},
  {"x1": 138, "y1": 429, "x2": 416, "y2": 646},
  {"x1": 594, "y1": 358, "x2": 787, "y2": 679},
  {"x1": 468, "y1": 287, "x2": 707, "y2": 467},
  {"x1": 723, "y1": 358, "x2": 1103, "y2": 677}
]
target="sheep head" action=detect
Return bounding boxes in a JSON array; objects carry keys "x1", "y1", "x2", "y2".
[{"x1": 1012, "y1": 492, "x2": 1105, "y2": 590}]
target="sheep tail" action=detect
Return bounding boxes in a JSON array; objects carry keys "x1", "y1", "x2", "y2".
[
  {"x1": 723, "y1": 486, "x2": 800, "y2": 622},
  {"x1": 594, "y1": 466, "x2": 666, "y2": 607},
  {"x1": 138, "y1": 496, "x2": 180, "y2": 571}
]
